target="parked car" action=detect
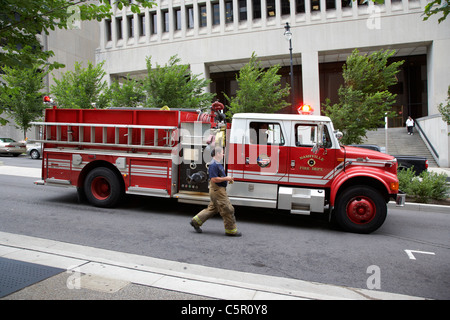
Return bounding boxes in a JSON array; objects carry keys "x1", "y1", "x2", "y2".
[
  {"x1": 349, "y1": 144, "x2": 428, "y2": 175},
  {"x1": 0, "y1": 137, "x2": 26, "y2": 157},
  {"x1": 26, "y1": 143, "x2": 42, "y2": 159}
]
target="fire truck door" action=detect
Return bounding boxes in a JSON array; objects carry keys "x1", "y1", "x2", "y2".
[
  {"x1": 288, "y1": 122, "x2": 336, "y2": 187},
  {"x1": 243, "y1": 121, "x2": 287, "y2": 182}
]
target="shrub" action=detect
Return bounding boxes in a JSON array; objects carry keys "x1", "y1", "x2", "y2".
[{"x1": 398, "y1": 167, "x2": 449, "y2": 203}]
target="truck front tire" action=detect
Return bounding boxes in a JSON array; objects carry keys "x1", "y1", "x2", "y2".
[
  {"x1": 84, "y1": 167, "x2": 123, "y2": 208},
  {"x1": 334, "y1": 185, "x2": 387, "y2": 234}
]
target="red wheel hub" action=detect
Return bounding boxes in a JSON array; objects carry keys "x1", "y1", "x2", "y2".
[
  {"x1": 91, "y1": 177, "x2": 111, "y2": 200},
  {"x1": 346, "y1": 196, "x2": 376, "y2": 224}
]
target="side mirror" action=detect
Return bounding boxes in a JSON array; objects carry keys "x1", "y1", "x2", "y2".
[
  {"x1": 311, "y1": 123, "x2": 324, "y2": 154},
  {"x1": 311, "y1": 143, "x2": 320, "y2": 154}
]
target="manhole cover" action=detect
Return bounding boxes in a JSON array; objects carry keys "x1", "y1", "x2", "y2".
[{"x1": 0, "y1": 257, "x2": 64, "y2": 298}]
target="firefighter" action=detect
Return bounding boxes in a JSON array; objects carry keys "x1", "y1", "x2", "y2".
[{"x1": 190, "y1": 146, "x2": 241, "y2": 237}]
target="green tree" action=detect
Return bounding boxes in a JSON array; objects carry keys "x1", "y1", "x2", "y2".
[
  {"x1": 143, "y1": 55, "x2": 215, "y2": 109},
  {"x1": 423, "y1": 0, "x2": 450, "y2": 23},
  {"x1": 0, "y1": 64, "x2": 47, "y2": 138},
  {"x1": 225, "y1": 52, "x2": 290, "y2": 118},
  {"x1": 109, "y1": 77, "x2": 145, "y2": 108},
  {"x1": 0, "y1": 0, "x2": 155, "y2": 71},
  {"x1": 323, "y1": 49, "x2": 404, "y2": 145},
  {"x1": 437, "y1": 85, "x2": 450, "y2": 134},
  {"x1": 51, "y1": 61, "x2": 109, "y2": 109}
]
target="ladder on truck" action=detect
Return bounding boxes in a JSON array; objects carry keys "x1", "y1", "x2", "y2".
[{"x1": 29, "y1": 121, "x2": 178, "y2": 151}]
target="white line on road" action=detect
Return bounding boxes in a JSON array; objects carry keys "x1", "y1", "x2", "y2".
[
  {"x1": 405, "y1": 249, "x2": 436, "y2": 260},
  {"x1": 0, "y1": 165, "x2": 41, "y2": 178}
]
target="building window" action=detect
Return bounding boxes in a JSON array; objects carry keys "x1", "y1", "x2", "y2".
[
  {"x1": 311, "y1": 0, "x2": 320, "y2": 11},
  {"x1": 138, "y1": 14, "x2": 145, "y2": 36},
  {"x1": 238, "y1": 0, "x2": 247, "y2": 21},
  {"x1": 213, "y1": 2, "x2": 220, "y2": 25},
  {"x1": 281, "y1": 0, "x2": 291, "y2": 15},
  {"x1": 342, "y1": 0, "x2": 351, "y2": 8},
  {"x1": 105, "y1": 19, "x2": 112, "y2": 41},
  {"x1": 253, "y1": 0, "x2": 261, "y2": 19},
  {"x1": 116, "y1": 17, "x2": 123, "y2": 39},
  {"x1": 162, "y1": 9, "x2": 169, "y2": 32},
  {"x1": 187, "y1": 5, "x2": 194, "y2": 29},
  {"x1": 150, "y1": 12, "x2": 157, "y2": 34},
  {"x1": 267, "y1": 0, "x2": 276, "y2": 17},
  {"x1": 225, "y1": 0, "x2": 233, "y2": 23},
  {"x1": 127, "y1": 15, "x2": 134, "y2": 38},
  {"x1": 326, "y1": 0, "x2": 336, "y2": 10},
  {"x1": 199, "y1": 4, "x2": 207, "y2": 27},
  {"x1": 296, "y1": 0, "x2": 305, "y2": 13},
  {"x1": 174, "y1": 7, "x2": 182, "y2": 30}
]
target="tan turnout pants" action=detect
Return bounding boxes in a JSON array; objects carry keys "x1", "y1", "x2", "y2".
[{"x1": 192, "y1": 182, "x2": 237, "y2": 234}]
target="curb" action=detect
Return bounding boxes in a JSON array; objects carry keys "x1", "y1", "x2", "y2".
[{"x1": 388, "y1": 201, "x2": 449, "y2": 213}]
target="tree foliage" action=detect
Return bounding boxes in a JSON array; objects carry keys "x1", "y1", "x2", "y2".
[
  {"x1": 143, "y1": 55, "x2": 215, "y2": 109},
  {"x1": 0, "y1": 0, "x2": 155, "y2": 70},
  {"x1": 225, "y1": 52, "x2": 290, "y2": 118},
  {"x1": 51, "y1": 61, "x2": 109, "y2": 109},
  {"x1": 109, "y1": 77, "x2": 145, "y2": 108},
  {"x1": 423, "y1": 0, "x2": 450, "y2": 23},
  {"x1": 437, "y1": 85, "x2": 450, "y2": 134},
  {"x1": 323, "y1": 49, "x2": 404, "y2": 145},
  {"x1": 0, "y1": 64, "x2": 48, "y2": 137}
]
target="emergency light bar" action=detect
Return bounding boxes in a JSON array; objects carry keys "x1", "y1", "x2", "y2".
[
  {"x1": 297, "y1": 104, "x2": 314, "y2": 115},
  {"x1": 43, "y1": 96, "x2": 53, "y2": 104}
]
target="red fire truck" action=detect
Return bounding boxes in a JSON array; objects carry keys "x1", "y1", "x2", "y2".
[{"x1": 31, "y1": 102, "x2": 405, "y2": 234}]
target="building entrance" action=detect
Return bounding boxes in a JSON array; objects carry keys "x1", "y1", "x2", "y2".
[{"x1": 319, "y1": 54, "x2": 428, "y2": 127}]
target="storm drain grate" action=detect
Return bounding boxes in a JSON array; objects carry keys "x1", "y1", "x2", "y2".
[{"x1": 0, "y1": 257, "x2": 64, "y2": 298}]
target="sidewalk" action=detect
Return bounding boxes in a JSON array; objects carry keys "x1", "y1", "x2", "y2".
[
  {"x1": 0, "y1": 231, "x2": 426, "y2": 300},
  {"x1": 429, "y1": 167, "x2": 450, "y2": 181}
]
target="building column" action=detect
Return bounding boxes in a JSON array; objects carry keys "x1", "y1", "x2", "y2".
[
  {"x1": 301, "y1": 50, "x2": 321, "y2": 114},
  {"x1": 289, "y1": 0, "x2": 296, "y2": 24},
  {"x1": 193, "y1": 0, "x2": 200, "y2": 36},
  {"x1": 427, "y1": 39, "x2": 450, "y2": 167},
  {"x1": 190, "y1": 63, "x2": 210, "y2": 93},
  {"x1": 220, "y1": 0, "x2": 226, "y2": 33},
  {"x1": 275, "y1": 0, "x2": 281, "y2": 26},
  {"x1": 261, "y1": 0, "x2": 267, "y2": 26},
  {"x1": 427, "y1": 39, "x2": 450, "y2": 115},
  {"x1": 247, "y1": 0, "x2": 253, "y2": 29}
]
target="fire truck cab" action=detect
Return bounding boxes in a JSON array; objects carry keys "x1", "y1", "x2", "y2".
[{"x1": 32, "y1": 106, "x2": 405, "y2": 234}]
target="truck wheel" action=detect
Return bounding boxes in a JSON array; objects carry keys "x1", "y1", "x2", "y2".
[
  {"x1": 334, "y1": 185, "x2": 387, "y2": 234},
  {"x1": 84, "y1": 167, "x2": 123, "y2": 208}
]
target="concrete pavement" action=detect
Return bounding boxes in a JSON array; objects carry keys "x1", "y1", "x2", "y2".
[{"x1": 0, "y1": 231, "x2": 429, "y2": 300}]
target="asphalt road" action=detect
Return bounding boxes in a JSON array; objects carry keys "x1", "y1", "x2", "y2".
[{"x1": 1, "y1": 155, "x2": 449, "y2": 299}]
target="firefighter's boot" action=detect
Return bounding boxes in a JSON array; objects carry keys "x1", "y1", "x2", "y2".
[
  {"x1": 225, "y1": 230, "x2": 242, "y2": 237},
  {"x1": 190, "y1": 219, "x2": 203, "y2": 233}
]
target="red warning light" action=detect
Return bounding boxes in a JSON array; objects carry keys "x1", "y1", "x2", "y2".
[
  {"x1": 43, "y1": 96, "x2": 53, "y2": 104},
  {"x1": 297, "y1": 104, "x2": 314, "y2": 115}
]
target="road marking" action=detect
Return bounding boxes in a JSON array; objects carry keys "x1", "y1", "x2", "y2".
[
  {"x1": 0, "y1": 165, "x2": 41, "y2": 178},
  {"x1": 404, "y1": 249, "x2": 435, "y2": 260}
]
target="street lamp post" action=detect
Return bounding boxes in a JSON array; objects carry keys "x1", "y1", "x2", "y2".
[{"x1": 284, "y1": 22, "x2": 295, "y2": 112}]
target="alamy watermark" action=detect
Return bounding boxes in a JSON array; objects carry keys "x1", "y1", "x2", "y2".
[
  {"x1": 67, "y1": 5, "x2": 81, "y2": 30},
  {"x1": 66, "y1": 266, "x2": 82, "y2": 290},
  {"x1": 366, "y1": 5, "x2": 382, "y2": 30},
  {"x1": 366, "y1": 265, "x2": 381, "y2": 290}
]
